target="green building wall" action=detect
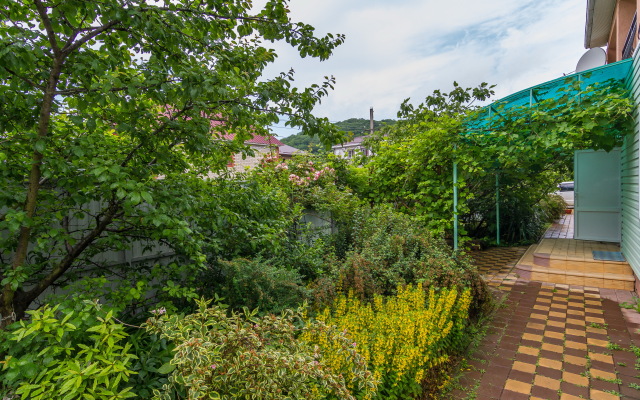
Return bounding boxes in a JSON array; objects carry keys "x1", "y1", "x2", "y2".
[{"x1": 622, "y1": 51, "x2": 640, "y2": 286}]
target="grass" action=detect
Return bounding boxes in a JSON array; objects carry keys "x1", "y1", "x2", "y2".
[{"x1": 620, "y1": 296, "x2": 640, "y2": 313}]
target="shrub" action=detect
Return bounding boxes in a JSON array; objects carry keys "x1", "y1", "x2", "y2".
[
  {"x1": 0, "y1": 300, "x2": 137, "y2": 400},
  {"x1": 302, "y1": 284, "x2": 471, "y2": 400},
  {"x1": 145, "y1": 298, "x2": 376, "y2": 400},
  {"x1": 540, "y1": 193, "x2": 567, "y2": 221},
  {"x1": 329, "y1": 206, "x2": 489, "y2": 317},
  {"x1": 198, "y1": 258, "x2": 310, "y2": 315}
]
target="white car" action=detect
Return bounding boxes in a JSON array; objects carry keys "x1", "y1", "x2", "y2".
[{"x1": 555, "y1": 181, "x2": 574, "y2": 208}]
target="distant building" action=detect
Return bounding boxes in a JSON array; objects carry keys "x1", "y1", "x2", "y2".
[
  {"x1": 278, "y1": 144, "x2": 305, "y2": 160},
  {"x1": 331, "y1": 136, "x2": 372, "y2": 159},
  {"x1": 223, "y1": 133, "x2": 284, "y2": 172}
]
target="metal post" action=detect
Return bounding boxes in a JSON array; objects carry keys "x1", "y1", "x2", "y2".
[
  {"x1": 453, "y1": 161, "x2": 458, "y2": 251},
  {"x1": 496, "y1": 173, "x2": 500, "y2": 245}
]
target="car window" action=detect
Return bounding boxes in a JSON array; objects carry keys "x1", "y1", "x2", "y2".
[{"x1": 558, "y1": 183, "x2": 574, "y2": 192}]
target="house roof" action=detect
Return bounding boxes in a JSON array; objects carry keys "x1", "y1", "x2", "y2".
[
  {"x1": 585, "y1": 0, "x2": 617, "y2": 48},
  {"x1": 160, "y1": 108, "x2": 283, "y2": 146},
  {"x1": 279, "y1": 144, "x2": 304, "y2": 155},
  {"x1": 222, "y1": 133, "x2": 284, "y2": 146},
  {"x1": 331, "y1": 135, "x2": 368, "y2": 149}
]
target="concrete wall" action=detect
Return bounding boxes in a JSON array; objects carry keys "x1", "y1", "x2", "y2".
[{"x1": 230, "y1": 144, "x2": 277, "y2": 172}]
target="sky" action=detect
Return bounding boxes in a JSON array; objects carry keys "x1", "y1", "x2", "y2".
[{"x1": 263, "y1": 0, "x2": 590, "y2": 138}]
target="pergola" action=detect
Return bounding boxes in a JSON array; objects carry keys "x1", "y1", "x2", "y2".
[{"x1": 452, "y1": 58, "x2": 633, "y2": 251}]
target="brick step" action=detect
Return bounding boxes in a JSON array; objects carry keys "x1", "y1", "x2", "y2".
[
  {"x1": 532, "y1": 252, "x2": 633, "y2": 276},
  {"x1": 515, "y1": 243, "x2": 635, "y2": 290}
]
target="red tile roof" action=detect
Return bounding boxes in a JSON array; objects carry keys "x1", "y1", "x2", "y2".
[
  {"x1": 161, "y1": 108, "x2": 283, "y2": 146},
  {"x1": 222, "y1": 133, "x2": 284, "y2": 146}
]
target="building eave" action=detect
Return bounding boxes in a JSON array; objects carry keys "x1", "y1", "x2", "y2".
[{"x1": 585, "y1": 0, "x2": 617, "y2": 48}]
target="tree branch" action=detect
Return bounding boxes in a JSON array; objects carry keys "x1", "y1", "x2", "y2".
[
  {"x1": 33, "y1": 0, "x2": 60, "y2": 56},
  {"x1": 22, "y1": 200, "x2": 123, "y2": 305},
  {"x1": 62, "y1": 20, "x2": 122, "y2": 55},
  {"x1": 1, "y1": 65, "x2": 45, "y2": 90}
]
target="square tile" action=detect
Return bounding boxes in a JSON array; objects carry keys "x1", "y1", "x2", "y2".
[
  {"x1": 534, "y1": 374, "x2": 561, "y2": 390},
  {"x1": 562, "y1": 370, "x2": 589, "y2": 386},
  {"x1": 563, "y1": 354, "x2": 588, "y2": 366},
  {"x1": 541, "y1": 343, "x2": 563, "y2": 353},
  {"x1": 512, "y1": 360, "x2": 537, "y2": 374},
  {"x1": 505, "y1": 378, "x2": 532, "y2": 394},
  {"x1": 538, "y1": 357, "x2": 562, "y2": 369},
  {"x1": 518, "y1": 345, "x2": 540, "y2": 356}
]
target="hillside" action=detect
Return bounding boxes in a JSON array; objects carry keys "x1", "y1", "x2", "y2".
[{"x1": 280, "y1": 118, "x2": 396, "y2": 153}]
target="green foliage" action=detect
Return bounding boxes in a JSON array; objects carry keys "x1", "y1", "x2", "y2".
[
  {"x1": 281, "y1": 132, "x2": 324, "y2": 154},
  {"x1": 0, "y1": 0, "x2": 344, "y2": 324},
  {"x1": 144, "y1": 298, "x2": 376, "y2": 400},
  {"x1": 320, "y1": 206, "x2": 489, "y2": 318},
  {"x1": 620, "y1": 296, "x2": 640, "y2": 313},
  {"x1": 0, "y1": 300, "x2": 137, "y2": 399},
  {"x1": 333, "y1": 118, "x2": 397, "y2": 136},
  {"x1": 303, "y1": 284, "x2": 471, "y2": 400},
  {"x1": 251, "y1": 153, "x2": 364, "y2": 225},
  {"x1": 126, "y1": 329, "x2": 175, "y2": 399},
  {"x1": 198, "y1": 258, "x2": 310, "y2": 315}
]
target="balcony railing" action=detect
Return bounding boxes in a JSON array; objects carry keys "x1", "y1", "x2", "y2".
[{"x1": 622, "y1": 12, "x2": 637, "y2": 60}]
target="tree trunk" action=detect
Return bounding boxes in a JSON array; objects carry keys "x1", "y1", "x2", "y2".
[{"x1": 0, "y1": 55, "x2": 64, "y2": 328}]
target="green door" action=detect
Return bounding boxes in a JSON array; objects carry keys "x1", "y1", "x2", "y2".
[{"x1": 574, "y1": 149, "x2": 621, "y2": 242}]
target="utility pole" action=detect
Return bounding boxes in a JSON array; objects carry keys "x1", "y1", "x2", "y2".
[{"x1": 369, "y1": 107, "x2": 374, "y2": 135}]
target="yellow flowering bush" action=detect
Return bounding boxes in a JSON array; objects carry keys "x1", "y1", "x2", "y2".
[
  {"x1": 301, "y1": 284, "x2": 471, "y2": 399},
  {"x1": 145, "y1": 298, "x2": 377, "y2": 400}
]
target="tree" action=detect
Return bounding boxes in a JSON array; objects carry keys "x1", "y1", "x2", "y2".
[{"x1": 0, "y1": 0, "x2": 344, "y2": 326}]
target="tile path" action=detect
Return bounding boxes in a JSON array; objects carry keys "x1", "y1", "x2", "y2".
[
  {"x1": 543, "y1": 213, "x2": 574, "y2": 239},
  {"x1": 449, "y1": 245, "x2": 640, "y2": 399}
]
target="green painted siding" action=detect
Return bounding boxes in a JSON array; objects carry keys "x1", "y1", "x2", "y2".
[{"x1": 622, "y1": 52, "x2": 640, "y2": 278}]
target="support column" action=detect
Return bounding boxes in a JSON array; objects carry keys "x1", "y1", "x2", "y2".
[
  {"x1": 496, "y1": 173, "x2": 500, "y2": 245},
  {"x1": 453, "y1": 161, "x2": 458, "y2": 251}
]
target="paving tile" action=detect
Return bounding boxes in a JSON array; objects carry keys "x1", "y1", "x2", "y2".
[
  {"x1": 565, "y1": 340, "x2": 587, "y2": 351},
  {"x1": 563, "y1": 354, "x2": 588, "y2": 366},
  {"x1": 517, "y1": 345, "x2": 540, "y2": 356},
  {"x1": 562, "y1": 370, "x2": 589, "y2": 386},
  {"x1": 504, "y1": 378, "x2": 531, "y2": 394},
  {"x1": 530, "y1": 385, "x2": 560, "y2": 400},
  {"x1": 587, "y1": 337, "x2": 609, "y2": 347},
  {"x1": 534, "y1": 374, "x2": 561, "y2": 390},
  {"x1": 560, "y1": 393, "x2": 585, "y2": 400},
  {"x1": 541, "y1": 342, "x2": 564, "y2": 353},
  {"x1": 538, "y1": 357, "x2": 562, "y2": 370},
  {"x1": 590, "y1": 388, "x2": 621, "y2": 399},
  {"x1": 462, "y1": 243, "x2": 639, "y2": 400},
  {"x1": 511, "y1": 360, "x2": 536, "y2": 374},
  {"x1": 590, "y1": 368, "x2": 617, "y2": 381},
  {"x1": 589, "y1": 352, "x2": 614, "y2": 364}
]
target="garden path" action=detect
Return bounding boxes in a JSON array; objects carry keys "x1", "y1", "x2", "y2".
[{"x1": 451, "y1": 233, "x2": 640, "y2": 399}]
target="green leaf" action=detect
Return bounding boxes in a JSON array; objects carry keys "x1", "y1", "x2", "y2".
[{"x1": 156, "y1": 362, "x2": 176, "y2": 374}]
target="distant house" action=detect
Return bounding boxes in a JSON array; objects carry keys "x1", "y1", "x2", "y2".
[
  {"x1": 279, "y1": 144, "x2": 304, "y2": 160},
  {"x1": 223, "y1": 133, "x2": 284, "y2": 172},
  {"x1": 331, "y1": 135, "x2": 372, "y2": 159}
]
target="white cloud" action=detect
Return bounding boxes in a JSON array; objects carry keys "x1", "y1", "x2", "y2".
[{"x1": 260, "y1": 0, "x2": 587, "y2": 136}]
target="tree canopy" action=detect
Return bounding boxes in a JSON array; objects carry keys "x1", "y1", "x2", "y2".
[{"x1": 0, "y1": 0, "x2": 344, "y2": 326}]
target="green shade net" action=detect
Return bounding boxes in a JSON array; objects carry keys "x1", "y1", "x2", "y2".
[{"x1": 467, "y1": 58, "x2": 633, "y2": 130}]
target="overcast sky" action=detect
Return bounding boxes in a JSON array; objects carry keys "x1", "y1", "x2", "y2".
[{"x1": 264, "y1": 0, "x2": 589, "y2": 138}]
